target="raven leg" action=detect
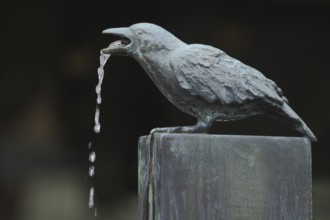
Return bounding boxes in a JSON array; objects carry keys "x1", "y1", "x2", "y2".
[{"x1": 150, "y1": 115, "x2": 215, "y2": 134}]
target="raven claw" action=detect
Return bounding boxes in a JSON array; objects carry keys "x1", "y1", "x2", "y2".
[{"x1": 150, "y1": 127, "x2": 180, "y2": 134}]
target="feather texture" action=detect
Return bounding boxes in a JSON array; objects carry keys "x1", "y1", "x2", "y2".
[{"x1": 170, "y1": 44, "x2": 286, "y2": 106}]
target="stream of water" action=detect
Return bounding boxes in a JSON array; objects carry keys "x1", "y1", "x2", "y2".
[
  {"x1": 88, "y1": 52, "x2": 110, "y2": 218},
  {"x1": 94, "y1": 52, "x2": 110, "y2": 133}
]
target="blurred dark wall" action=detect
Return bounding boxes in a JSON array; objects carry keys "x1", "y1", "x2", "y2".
[{"x1": 1, "y1": 1, "x2": 329, "y2": 219}]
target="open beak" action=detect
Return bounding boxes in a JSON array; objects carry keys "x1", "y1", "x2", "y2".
[{"x1": 101, "y1": 27, "x2": 133, "y2": 55}]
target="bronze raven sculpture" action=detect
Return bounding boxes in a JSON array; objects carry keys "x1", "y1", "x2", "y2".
[{"x1": 102, "y1": 23, "x2": 317, "y2": 142}]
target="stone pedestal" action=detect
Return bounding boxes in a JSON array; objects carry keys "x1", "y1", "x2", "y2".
[{"x1": 138, "y1": 134, "x2": 312, "y2": 220}]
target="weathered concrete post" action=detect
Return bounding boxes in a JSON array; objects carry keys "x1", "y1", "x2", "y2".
[{"x1": 138, "y1": 134, "x2": 312, "y2": 220}]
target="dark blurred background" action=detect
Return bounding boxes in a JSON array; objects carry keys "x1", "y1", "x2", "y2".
[{"x1": 0, "y1": 0, "x2": 329, "y2": 219}]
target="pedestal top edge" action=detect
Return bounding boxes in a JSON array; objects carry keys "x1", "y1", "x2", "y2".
[{"x1": 139, "y1": 133, "x2": 311, "y2": 145}]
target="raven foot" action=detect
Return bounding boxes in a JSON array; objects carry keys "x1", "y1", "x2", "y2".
[
  {"x1": 150, "y1": 116, "x2": 215, "y2": 134},
  {"x1": 150, "y1": 126, "x2": 205, "y2": 134}
]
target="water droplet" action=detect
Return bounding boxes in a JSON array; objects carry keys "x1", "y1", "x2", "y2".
[
  {"x1": 96, "y1": 95, "x2": 102, "y2": 105},
  {"x1": 95, "y1": 85, "x2": 101, "y2": 94},
  {"x1": 88, "y1": 187, "x2": 94, "y2": 208},
  {"x1": 94, "y1": 107, "x2": 101, "y2": 133},
  {"x1": 89, "y1": 151, "x2": 96, "y2": 163},
  {"x1": 89, "y1": 166, "x2": 95, "y2": 177},
  {"x1": 94, "y1": 124, "x2": 100, "y2": 133},
  {"x1": 88, "y1": 142, "x2": 92, "y2": 149}
]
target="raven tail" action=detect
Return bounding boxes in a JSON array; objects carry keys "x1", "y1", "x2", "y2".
[{"x1": 267, "y1": 103, "x2": 317, "y2": 142}]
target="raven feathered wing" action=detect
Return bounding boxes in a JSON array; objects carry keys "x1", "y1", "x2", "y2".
[{"x1": 170, "y1": 44, "x2": 286, "y2": 106}]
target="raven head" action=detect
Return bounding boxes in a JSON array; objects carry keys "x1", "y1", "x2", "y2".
[{"x1": 102, "y1": 23, "x2": 183, "y2": 56}]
